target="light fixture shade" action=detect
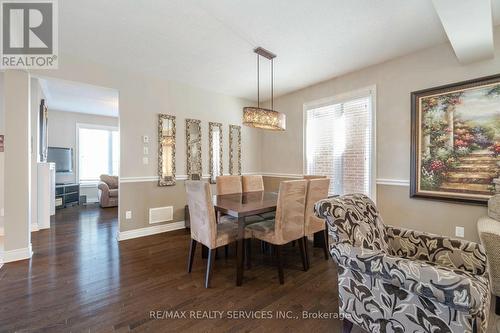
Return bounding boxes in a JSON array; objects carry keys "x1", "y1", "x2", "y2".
[{"x1": 243, "y1": 107, "x2": 286, "y2": 131}]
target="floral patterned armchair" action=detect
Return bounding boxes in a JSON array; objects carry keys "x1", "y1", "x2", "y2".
[{"x1": 314, "y1": 194, "x2": 491, "y2": 333}]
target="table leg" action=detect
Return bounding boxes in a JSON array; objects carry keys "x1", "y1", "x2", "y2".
[{"x1": 236, "y1": 216, "x2": 245, "y2": 286}]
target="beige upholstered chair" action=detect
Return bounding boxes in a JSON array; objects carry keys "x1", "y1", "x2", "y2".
[
  {"x1": 246, "y1": 180, "x2": 308, "y2": 284},
  {"x1": 215, "y1": 175, "x2": 264, "y2": 224},
  {"x1": 477, "y1": 215, "x2": 500, "y2": 316},
  {"x1": 303, "y1": 175, "x2": 327, "y2": 180},
  {"x1": 98, "y1": 174, "x2": 118, "y2": 208},
  {"x1": 303, "y1": 178, "x2": 330, "y2": 267},
  {"x1": 185, "y1": 181, "x2": 239, "y2": 288},
  {"x1": 242, "y1": 175, "x2": 264, "y2": 192},
  {"x1": 216, "y1": 175, "x2": 242, "y2": 195},
  {"x1": 241, "y1": 175, "x2": 275, "y2": 220}
]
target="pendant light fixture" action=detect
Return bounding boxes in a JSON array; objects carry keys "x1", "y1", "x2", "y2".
[{"x1": 243, "y1": 47, "x2": 286, "y2": 131}]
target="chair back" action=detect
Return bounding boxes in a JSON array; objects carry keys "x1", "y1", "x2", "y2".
[
  {"x1": 303, "y1": 175, "x2": 327, "y2": 180},
  {"x1": 216, "y1": 175, "x2": 242, "y2": 195},
  {"x1": 100, "y1": 174, "x2": 119, "y2": 189},
  {"x1": 185, "y1": 181, "x2": 216, "y2": 248},
  {"x1": 274, "y1": 180, "x2": 307, "y2": 243},
  {"x1": 315, "y1": 194, "x2": 388, "y2": 251},
  {"x1": 242, "y1": 175, "x2": 264, "y2": 192},
  {"x1": 305, "y1": 178, "x2": 330, "y2": 233}
]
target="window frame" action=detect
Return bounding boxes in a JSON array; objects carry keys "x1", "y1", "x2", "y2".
[
  {"x1": 75, "y1": 122, "x2": 119, "y2": 185},
  {"x1": 302, "y1": 85, "x2": 377, "y2": 201}
]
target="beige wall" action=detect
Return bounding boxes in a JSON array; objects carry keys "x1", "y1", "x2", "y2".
[
  {"x1": 378, "y1": 185, "x2": 488, "y2": 242},
  {"x1": 4, "y1": 70, "x2": 31, "y2": 253},
  {"x1": 31, "y1": 54, "x2": 261, "y2": 233},
  {"x1": 48, "y1": 110, "x2": 118, "y2": 183},
  {"x1": 47, "y1": 110, "x2": 119, "y2": 202},
  {"x1": 259, "y1": 28, "x2": 500, "y2": 242},
  {"x1": 0, "y1": 72, "x2": 4, "y2": 232}
]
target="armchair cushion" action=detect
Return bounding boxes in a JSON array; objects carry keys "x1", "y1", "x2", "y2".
[
  {"x1": 332, "y1": 241, "x2": 489, "y2": 315},
  {"x1": 386, "y1": 225, "x2": 487, "y2": 275}
]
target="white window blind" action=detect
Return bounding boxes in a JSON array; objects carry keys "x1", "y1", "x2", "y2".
[
  {"x1": 78, "y1": 125, "x2": 119, "y2": 183},
  {"x1": 305, "y1": 94, "x2": 373, "y2": 196}
]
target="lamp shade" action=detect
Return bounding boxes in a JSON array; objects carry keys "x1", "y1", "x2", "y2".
[{"x1": 243, "y1": 107, "x2": 286, "y2": 131}]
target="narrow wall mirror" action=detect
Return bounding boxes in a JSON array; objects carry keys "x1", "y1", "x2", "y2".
[
  {"x1": 186, "y1": 119, "x2": 202, "y2": 180},
  {"x1": 158, "y1": 114, "x2": 176, "y2": 186},
  {"x1": 209, "y1": 122, "x2": 223, "y2": 184},
  {"x1": 229, "y1": 124, "x2": 241, "y2": 175}
]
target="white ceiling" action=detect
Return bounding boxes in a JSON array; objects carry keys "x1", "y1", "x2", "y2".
[
  {"x1": 39, "y1": 77, "x2": 119, "y2": 117},
  {"x1": 59, "y1": 0, "x2": 500, "y2": 101}
]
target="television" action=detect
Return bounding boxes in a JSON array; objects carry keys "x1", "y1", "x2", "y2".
[{"x1": 47, "y1": 147, "x2": 73, "y2": 173}]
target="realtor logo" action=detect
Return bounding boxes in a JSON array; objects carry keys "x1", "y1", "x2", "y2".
[{"x1": 1, "y1": 0, "x2": 58, "y2": 69}]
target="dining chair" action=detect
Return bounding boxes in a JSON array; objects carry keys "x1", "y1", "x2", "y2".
[
  {"x1": 303, "y1": 178, "x2": 330, "y2": 268},
  {"x1": 185, "y1": 181, "x2": 239, "y2": 288},
  {"x1": 242, "y1": 175, "x2": 264, "y2": 192},
  {"x1": 245, "y1": 180, "x2": 308, "y2": 284},
  {"x1": 241, "y1": 175, "x2": 275, "y2": 220},
  {"x1": 216, "y1": 175, "x2": 264, "y2": 222},
  {"x1": 216, "y1": 175, "x2": 242, "y2": 195},
  {"x1": 303, "y1": 175, "x2": 327, "y2": 180}
]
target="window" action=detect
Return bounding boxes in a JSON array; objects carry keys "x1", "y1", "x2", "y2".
[
  {"x1": 305, "y1": 89, "x2": 375, "y2": 197},
  {"x1": 78, "y1": 124, "x2": 119, "y2": 183}
]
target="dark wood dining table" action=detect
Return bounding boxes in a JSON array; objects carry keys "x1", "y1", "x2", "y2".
[{"x1": 212, "y1": 191, "x2": 278, "y2": 286}]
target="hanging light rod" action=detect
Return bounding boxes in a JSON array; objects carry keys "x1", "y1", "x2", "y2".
[
  {"x1": 254, "y1": 47, "x2": 276, "y2": 60},
  {"x1": 242, "y1": 47, "x2": 286, "y2": 131}
]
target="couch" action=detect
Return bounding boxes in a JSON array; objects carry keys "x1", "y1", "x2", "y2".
[
  {"x1": 315, "y1": 193, "x2": 491, "y2": 333},
  {"x1": 98, "y1": 174, "x2": 118, "y2": 208}
]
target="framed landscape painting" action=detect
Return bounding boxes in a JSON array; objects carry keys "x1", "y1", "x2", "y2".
[{"x1": 411, "y1": 74, "x2": 500, "y2": 204}]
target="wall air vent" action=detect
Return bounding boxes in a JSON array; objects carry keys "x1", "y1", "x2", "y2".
[{"x1": 149, "y1": 206, "x2": 173, "y2": 224}]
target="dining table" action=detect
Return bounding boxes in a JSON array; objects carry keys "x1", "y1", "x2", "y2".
[{"x1": 212, "y1": 191, "x2": 278, "y2": 286}]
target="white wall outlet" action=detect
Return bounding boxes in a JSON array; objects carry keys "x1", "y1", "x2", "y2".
[
  {"x1": 143, "y1": 146, "x2": 149, "y2": 155},
  {"x1": 143, "y1": 135, "x2": 149, "y2": 144},
  {"x1": 125, "y1": 211, "x2": 132, "y2": 220},
  {"x1": 142, "y1": 156, "x2": 149, "y2": 165},
  {"x1": 0, "y1": 208, "x2": 4, "y2": 217},
  {"x1": 455, "y1": 226, "x2": 464, "y2": 238}
]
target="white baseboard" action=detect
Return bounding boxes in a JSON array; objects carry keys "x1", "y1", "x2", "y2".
[
  {"x1": 117, "y1": 221, "x2": 185, "y2": 241},
  {"x1": 85, "y1": 197, "x2": 99, "y2": 204},
  {"x1": 3, "y1": 244, "x2": 33, "y2": 263}
]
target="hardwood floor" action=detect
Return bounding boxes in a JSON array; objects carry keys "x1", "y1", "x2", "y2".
[{"x1": 0, "y1": 205, "x2": 342, "y2": 332}]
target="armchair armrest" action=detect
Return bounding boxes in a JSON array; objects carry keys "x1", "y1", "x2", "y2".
[
  {"x1": 385, "y1": 225, "x2": 487, "y2": 275},
  {"x1": 98, "y1": 181, "x2": 110, "y2": 198},
  {"x1": 332, "y1": 241, "x2": 488, "y2": 314}
]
